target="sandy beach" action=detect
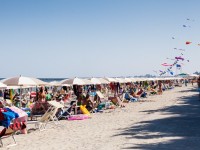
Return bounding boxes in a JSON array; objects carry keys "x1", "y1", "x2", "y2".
[{"x1": 2, "y1": 85, "x2": 200, "y2": 150}]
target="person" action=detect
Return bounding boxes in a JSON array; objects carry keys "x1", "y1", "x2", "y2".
[
  {"x1": 197, "y1": 76, "x2": 200, "y2": 97},
  {"x1": 38, "y1": 86, "x2": 46, "y2": 102},
  {"x1": 185, "y1": 79, "x2": 188, "y2": 86},
  {"x1": 158, "y1": 81, "x2": 163, "y2": 95}
]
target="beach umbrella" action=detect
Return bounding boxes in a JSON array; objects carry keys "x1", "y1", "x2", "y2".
[
  {"x1": 115, "y1": 78, "x2": 126, "y2": 83},
  {"x1": 49, "y1": 81, "x2": 62, "y2": 86},
  {"x1": 2, "y1": 76, "x2": 48, "y2": 86},
  {"x1": 124, "y1": 78, "x2": 133, "y2": 82},
  {"x1": 60, "y1": 77, "x2": 86, "y2": 85},
  {"x1": 104, "y1": 77, "x2": 117, "y2": 82},
  {"x1": 98, "y1": 78, "x2": 110, "y2": 84},
  {"x1": 83, "y1": 79, "x2": 93, "y2": 85},
  {"x1": 90, "y1": 78, "x2": 102, "y2": 84},
  {"x1": 0, "y1": 82, "x2": 7, "y2": 89}
]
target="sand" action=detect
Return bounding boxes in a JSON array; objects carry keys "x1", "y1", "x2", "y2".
[{"x1": 2, "y1": 85, "x2": 200, "y2": 150}]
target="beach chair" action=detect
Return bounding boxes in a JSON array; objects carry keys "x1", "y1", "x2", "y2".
[
  {"x1": 96, "y1": 91, "x2": 108, "y2": 102},
  {"x1": 29, "y1": 101, "x2": 64, "y2": 131},
  {"x1": 0, "y1": 127, "x2": 17, "y2": 147}
]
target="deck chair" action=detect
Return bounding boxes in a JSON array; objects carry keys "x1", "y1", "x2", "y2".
[
  {"x1": 96, "y1": 91, "x2": 108, "y2": 103},
  {"x1": 29, "y1": 101, "x2": 64, "y2": 131},
  {"x1": 0, "y1": 127, "x2": 17, "y2": 147}
]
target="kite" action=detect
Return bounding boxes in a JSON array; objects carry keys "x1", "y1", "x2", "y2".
[
  {"x1": 186, "y1": 41, "x2": 192, "y2": 45},
  {"x1": 166, "y1": 57, "x2": 175, "y2": 60},
  {"x1": 175, "y1": 56, "x2": 184, "y2": 61},
  {"x1": 172, "y1": 37, "x2": 175, "y2": 39},
  {"x1": 179, "y1": 49, "x2": 185, "y2": 51},
  {"x1": 167, "y1": 69, "x2": 174, "y2": 75},
  {"x1": 183, "y1": 25, "x2": 191, "y2": 28},
  {"x1": 176, "y1": 64, "x2": 182, "y2": 70},
  {"x1": 162, "y1": 63, "x2": 172, "y2": 66},
  {"x1": 153, "y1": 70, "x2": 158, "y2": 74}
]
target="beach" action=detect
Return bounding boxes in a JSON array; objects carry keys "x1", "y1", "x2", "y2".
[{"x1": 2, "y1": 85, "x2": 200, "y2": 150}]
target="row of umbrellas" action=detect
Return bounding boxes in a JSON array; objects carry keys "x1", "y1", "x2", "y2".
[{"x1": 0, "y1": 76, "x2": 185, "y2": 90}]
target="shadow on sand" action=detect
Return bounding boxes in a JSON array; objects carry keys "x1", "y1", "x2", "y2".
[{"x1": 114, "y1": 89, "x2": 200, "y2": 150}]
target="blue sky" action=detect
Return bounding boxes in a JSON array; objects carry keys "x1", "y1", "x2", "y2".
[{"x1": 0, "y1": 0, "x2": 200, "y2": 78}]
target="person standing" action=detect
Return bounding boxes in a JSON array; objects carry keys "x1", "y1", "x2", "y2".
[{"x1": 197, "y1": 76, "x2": 200, "y2": 97}]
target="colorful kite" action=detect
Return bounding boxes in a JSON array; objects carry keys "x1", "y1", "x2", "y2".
[
  {"x1": 175, "y1": 56, "x2": 184, "y2": 61},
  {"x1": 162, "y1": 63, "x2": 172, "y2": 66},
  {"x1": 186, "y1": 41, "x2": 192, "y2": 45}
]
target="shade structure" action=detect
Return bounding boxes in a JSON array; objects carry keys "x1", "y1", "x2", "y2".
[
  {"x1": 124, "y1": 78, "x2": 133, "y2": 83},
  {"x1": 49, "y1": 81, "x2": 62, "y2": 86},
  {"x1": 97, "y1": 78, "x2": 110, "y2": 84},
  {"x1": 2, "y1": 76, "x2": 48, "y2": 86},
  {"x1": 104, "y1": 77, "x2": 117, "y2": 82},
  {"x1": 0, "y1": 82, "x2": 7, "y2": 89},
  {"x1": 90, "y1": 78, "x2": 102, "y2": 84},
  {"x1": 115, "y1": 78, "x2": 126, "y2": 83},
  {"x1": 83, "y1": 79, "x2": 93, "y2": 85},
  {"x1": 60, "y1": 77, "x2": 86, "y2": 85}
]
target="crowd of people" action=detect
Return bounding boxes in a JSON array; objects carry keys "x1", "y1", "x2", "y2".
[{"x1": 0, "y1": 77, "x2": 199, "y2": 120}]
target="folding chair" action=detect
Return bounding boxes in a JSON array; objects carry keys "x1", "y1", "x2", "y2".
[
  {"x1": 0, "y1": 127, "x2": 17, "y2": 147},
  {"x1": 28, "y1": 101, "x2": 64, "y2": 131}
]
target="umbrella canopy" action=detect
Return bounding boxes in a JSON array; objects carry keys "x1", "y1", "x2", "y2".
[
  {"x1": 83, "y1": 79, "x2": 93, "y2": 85},
  {"x1": 2, "y1": 76, "x2": 48, "y2": 86},
  {"x1": 0, "y1": 82, "x2": 7, "y2": 89},
  {"x1": 104, "y1": 77, "x2": 117, "y2": 82},
  {"x1": 49, "y1": 81, "x2": 62, "y2": 86},
  {"x1": 124, "y1": 78, "x2": 133, "y2": 82},
  {"x1": 60, "y1": 77, "x2": 86, "y2": 85},
  {"x1": 90, "y1": 78, "x2": 102, "y2": 84},
  {"x1": 98, "y1": 78, "x2": 110, "y2": 84},
  {"x1": 115, "y1": 78, "x2": 126, "y2": 83}
]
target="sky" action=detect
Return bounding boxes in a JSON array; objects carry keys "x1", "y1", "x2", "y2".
[{"x1": 0, "y1": 0, "x2": 200, "y2": 78}]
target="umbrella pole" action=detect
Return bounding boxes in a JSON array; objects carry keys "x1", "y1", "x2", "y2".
[{"x1": 20, "y1": 86, "x2": 22, "y2": 108}]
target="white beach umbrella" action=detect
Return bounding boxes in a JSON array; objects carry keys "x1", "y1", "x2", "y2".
[
  {"x1": 104, "y1": 77, "x2": 117, "y2": 82},
  {"x1": 98, "y1": 78, "x2": 110, "y2": 84},
  {"x1": 90, "y1": 78, "x2": 102, "y2": 84},
  {"x1": 83, "y1": 79, "x2": 93, "y2": 85},
  {"x1": 115, "y1": 78, "x2": 125, "y2": 83},
  {"x1": 60, "y1": 77, "x2": 86, "y2": 85},
  {"x1": 0, "y1": 82, "x2": 7, "y2": 89},
  {"x1": 2, "y1": 76, "x2": 48, "y2": 86},
  {"x1": 49, "y1": 81, "x2": 62, "y2": 86}
]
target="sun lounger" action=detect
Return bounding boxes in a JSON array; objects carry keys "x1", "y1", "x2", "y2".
[
  {"x1": 0, "y1": 127, "x2": 17, "y2": 147},
  {"x1": 28, "y1": 101, "x2": 64, "y2": 131}
]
